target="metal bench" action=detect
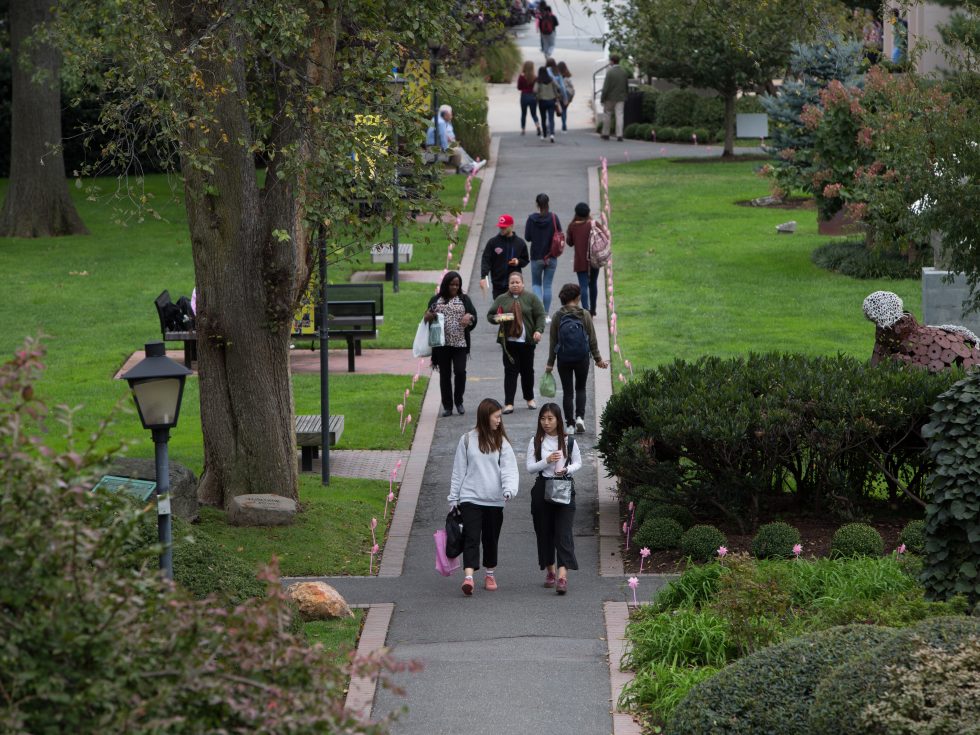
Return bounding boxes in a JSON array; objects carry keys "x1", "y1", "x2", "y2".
[
  {"x1": 295, "y1": 414, "x2": 345, "y2": 472},
  {"x1": 154, "y1": 290, "x2": 197, "y2": 368},
  {"x1": 370, "y1": 242, "x2": 414, "y2": 280}
]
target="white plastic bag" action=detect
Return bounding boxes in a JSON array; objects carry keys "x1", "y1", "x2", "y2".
[
  {"x1": 427, "y1": 313, "x2": 445, "y2": 348},
  {"x1": 413, "y1": 319, "x2": 432, "y2": 358}
]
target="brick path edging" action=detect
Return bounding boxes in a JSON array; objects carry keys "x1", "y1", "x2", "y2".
[{"x1": 344, "y1": 603, "x2": 395, "y2": 719}]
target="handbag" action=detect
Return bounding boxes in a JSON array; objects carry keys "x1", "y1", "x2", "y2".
[
  {"x1": 548, "y1": 213, "x2": 565, "y2": 259},
  {"x1": 427, "y1": 312, "x2": 445, "y2": 348},
  {"x1": 543, "y1": 437, "x2": 575, "y2": 505},
  {"x1": 433, "y1": 529, "x2": 461, "y2": 576},
  {"x1": 412, "y1": 318, "x2": 432, "y2": 358},
  {"x1": 444, "y1": 506, "x2": 464, "y2": 559}
]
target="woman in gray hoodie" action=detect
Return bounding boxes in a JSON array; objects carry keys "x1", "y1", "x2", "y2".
[{"x1": 448, "y1": 398, "x2": 520, "y2": 595}]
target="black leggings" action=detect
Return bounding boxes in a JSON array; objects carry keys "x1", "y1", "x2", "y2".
[
  {"x1": 557, "y1": 357, "x2": 590, "y2": 423},
  {"x1": 503, "y1": 341, "x2": 536, "y2": 405},
  {"x1": 459, "y1": 502, "x2": 504, "y2": 571},
  {"x1": 530, "y1": 476, "x2": 578, "y2": 570},
  {"x1": 433, "y1": 345, "x2": 467, "y2": 409}
]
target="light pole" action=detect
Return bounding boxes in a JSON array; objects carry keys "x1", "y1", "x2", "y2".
[
  {"x1": 389, "y1": 71, "x2": 407, "y2": 293},
  {"x1": 428, "y1": 41, "x2": 441, "y2": 149},
  {"x1": 318, "y1": 224, "x2": 330, "y2": 486},
  {"x1": 122, "y1": 341, "x2": 191, "y2": 580}
]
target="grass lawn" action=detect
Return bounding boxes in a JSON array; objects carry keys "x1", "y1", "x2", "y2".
[
  {"x1": 605, "y1": 158, "x2": 922, "y2": 374},
  {"x1": 304, "y1": 609, "x2": 365, "y2": 661},
  {"x1": 438, "y1": 172, "x2": 481, "y2": 211},
  {"x1": 331, "y1": 221, "x2": 468, "y2": 278}
]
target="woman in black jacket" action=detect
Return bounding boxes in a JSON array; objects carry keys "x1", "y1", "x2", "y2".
[{"x1": 424, "y1": 271, "x2": 479, "y2": 416}]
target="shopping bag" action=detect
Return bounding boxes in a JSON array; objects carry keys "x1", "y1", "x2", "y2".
[
  {"x1": 539, "y1": 370, "x2": 556, "y2": 398},
  {"x1": 428, "y1": 313, "x2": 445, "y2": 348},
  {"x1": 434, "y1": 529, "x2": 461, "y2": 576},
  {"x1": 445, "y1": 507, "x2": 464, "y2": 559},
  {"x1": 413, "y1": 319, "x2": 432, "y2": 358}
]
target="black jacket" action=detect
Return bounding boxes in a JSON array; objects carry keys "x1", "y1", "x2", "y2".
[
  {"x1": 426, "y1": 293, "x2": 479, "y2": 353},
  {"x1": 480, "y1": 233, "x2": 530, "y2": 291},
  {"x1": 525, "y1": 211, "x2": 561, "y2": 261}
]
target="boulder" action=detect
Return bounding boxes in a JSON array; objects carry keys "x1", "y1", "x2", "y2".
[
  {"x1": 776, "y1": 220, "x2": 797, "y2": 234},
  {"x1": 227, "y1": 493, "x2": 297, "y2": 526},
  {"x1": 108, "y1": 457, "x2": 199, "y2": 522},
  {"x1": 287, "y1": 581, "x2": 354, "y2": 620}
]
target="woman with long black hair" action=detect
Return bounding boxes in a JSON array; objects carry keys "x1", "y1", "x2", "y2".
[
  {"x1": 424, "y1": 270, "x2": 478, "y2": 416},
  {"x1": 488, "y1": 271, "x2": 547, "y2": 414}
]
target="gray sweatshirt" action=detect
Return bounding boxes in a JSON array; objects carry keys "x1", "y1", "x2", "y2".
[{"x1": 448, "y1": 430, "x2": 519, "y2": 507}]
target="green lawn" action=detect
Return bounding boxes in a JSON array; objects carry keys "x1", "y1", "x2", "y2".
[
  {"x1": 605, "y1": 159, "x2": 921, "y2": 375},
  {"x1": 304, "y1": 609, "x2": 365, "y2": 662}
]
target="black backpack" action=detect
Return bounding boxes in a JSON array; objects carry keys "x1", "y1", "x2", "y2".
[
  {"x1": 556, "y1": 313, "x2": 590, "y2": 365},
  {"x1": 175, "y1": 295, "x2": 196, "y2": 330}
]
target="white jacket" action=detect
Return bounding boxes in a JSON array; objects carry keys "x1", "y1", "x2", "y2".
[
  {"x1": 526, "y1": 434, "x2": 582, "y2": 477},
  {"x1": 448, "y1": 430, "x2": 519, "y2": 507}
]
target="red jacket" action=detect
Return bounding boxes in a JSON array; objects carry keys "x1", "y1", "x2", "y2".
[
  {"x1": 566, "y1": 218, "x2": 593, "y2": 273},
  {"x1": 517, "y1": 73, "x2": 536, "y2": 94}
]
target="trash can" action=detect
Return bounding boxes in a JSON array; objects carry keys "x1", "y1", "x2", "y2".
[{"x1": 624, "y1": 90, "x2": 644, "y2": 128}]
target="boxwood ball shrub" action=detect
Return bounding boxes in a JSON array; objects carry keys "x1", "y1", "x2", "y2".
[
  {"x1": 830, "y1": 523, "x2": 884, "y2": 558},
  {"x1": 624, "y1": 122, "x2": 640, "y2": 139},
  {"x1": 650, "y1": 503, "x2": 695, "y2": 530},
  {"x1": 635, "y1": 516, "x2": 684, "y2": 551},
  {"x1": 657, "y1": 126, "x2": 676, "y2": 142},
  {"x1": 667, "y1": 625, "x2": 898, "y2": 735},
  {"x1": 809, "y1": 616, "x2": 980, "y2": 734},
  {"x1": 677, "y1": 125, "x2": 695, "y2": 143},
  {"x1": 681, "y1": 525, "x2": 727, "y2": 562},
  {"x1": 751, "y1": 521, "x2": 802, "y2": 559},
  {"x1": 899, "y1": 519, "x2": 926, "y2": 555},
  {"x1": 692, "y1": 127, "x2": 710, "y2": 144},
  {"x1": 655, "y1": 88, "x2": 700, "y2": 127}
]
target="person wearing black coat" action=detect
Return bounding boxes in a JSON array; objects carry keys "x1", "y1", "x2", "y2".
[
  {"x1": 481, "y1": 213, "x2": 530, "y2": 298},
  {"x1": 424, "y1": 271, "x2": 479, "y2": 416}
]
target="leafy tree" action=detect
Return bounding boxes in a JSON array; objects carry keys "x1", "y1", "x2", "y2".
[
  {"x1": 603, "y1": 0, "x2": 841, "y2": 156},
  {"x1": 0, "y1": 0, "x2": 87, "y2": 237},
  {"x1": 45, "y1": 0, "x2": 461, "y2": 507}
]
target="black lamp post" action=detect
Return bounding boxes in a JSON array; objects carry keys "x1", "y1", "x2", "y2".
[
  {"x1": 389, "y1": 72, "x2": 407, "y2": 293},
  {"x1": 428, "y1": 41, "x2": 441, "y2": 148},
  {"x1": 122, "y1": 341, "x2": 191, "y2": 580}
]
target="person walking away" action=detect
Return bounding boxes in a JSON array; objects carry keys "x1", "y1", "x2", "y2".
[
  {"x1": 565, "y1": 202, "x2": 602, "y2": 316},
  {"x1": 537, "y1": 2, "x2": 558, "y2": 58},
  {"x1": 600, "y1": 55, "x2": 628, "y2": 141},
  {"x1": 488, "y1": 272, "x2": 546, "y2": 414},
  {"x1": 448, "y1": 398, "x2": 519, "y2": 596},
  {"x1": 524, "y1": 192, "x2": 561, "y2": 314},
  {"x1": 545, "y1": 283, "x2": 608, "y2": 433},
  {"x1": 517, "y1": 60, "x2": 542, "y2": 138},
  {"x1": 424, "y1": 270, "x2": 479, "y2": 417},
  {"x1": 545, "y1": 58, "x2": 568, "y2": 134},
  {"x1": 556, "y1": 60, "x2": 575, "y2": 132},
  {"x1": 534, "y1": 65, "x2": 559, "y2": 143},
  {"x1": 527, "y1": 403, "x2": 582, "y2": 594},
  {"x1": 481, "y1": 214, "x2": 530, "y2": 298}
]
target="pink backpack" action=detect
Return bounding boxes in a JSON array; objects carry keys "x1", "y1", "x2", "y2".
[{"x1": 588, "y1": 219, "x2": 611, "y2": 269}]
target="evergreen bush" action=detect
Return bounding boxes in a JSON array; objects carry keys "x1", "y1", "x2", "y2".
[
  {"x1": 637, "y1": 123, "x2": 654, "y2": 141},
  {"x1": 440, "y1": 75, "x2": 490, "y2": 161},
  {"x1": 658, "y1": 126, "x2": 677, "y2": 141},
  {"x1": 692, "y1": 96, "x2": 724, "y2": 129},
  {"x1": 649, "y1": 503, "x2": 695, "y2": 530},
  {"x1": 635, "y1": 516, "x2": 684, "y2": 551},
  {"x1": 677, "y1": 125, "x2": 695, "y2": 143},
  {"x1": 736, "y1": 95, "x2": 766, "y2": 114},
  {"x1": 899, "y1": 519, "x2": 926, "y2": 555},
  {"x1": 638, "y1": 86, "x2": 659, "y2": 123},
  {"x1": 830, "y1": 523, "x2": 884, "y2": 558},
  {"x1": 624, "y1": 122, "x2": 640, "y2": 139},
  {"x1": 692, "y1": 127, "x2": 710, "y2": 144},
  {"x1": 811, "y1": 239, "x2": 926, "y2": 279},
  {"x1": 655, "y1": 89, "x2": 700, "y2": 127},
  {"x1": 681, "y1": 525, "x2": 727, "y2": 562},
  {"x1": 751, "y1": 521, "x2": 802, "y2": 559}
]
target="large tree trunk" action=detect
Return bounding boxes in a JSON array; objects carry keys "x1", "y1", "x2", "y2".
[
  {"x1": 0, "y1": 0, "x2": 88, "y2": 238},
  {"x1": 722, "y1": 91, "x2": 737, "y2": 159}
]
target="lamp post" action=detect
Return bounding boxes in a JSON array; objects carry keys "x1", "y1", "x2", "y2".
[
  {"x1": 317, "y1": 224, "x2": 330, "y2": 486},
  {"x1": 388, "y1": 71, "x2": 407, "y2": 293},
  {"x1": 121, "y1": 341, "x2": 191, "y2": 580},
  {"x1": 428, "y1": 42, "x2": 440, "y2": 148}
]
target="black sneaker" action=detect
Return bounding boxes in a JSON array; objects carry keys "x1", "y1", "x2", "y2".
[
  {"x1": 441, "y1": 408, "x2": 453, "y2": 417},
  {"x1": 456, "y1": 403, "x2": 465, "y2": 415}
]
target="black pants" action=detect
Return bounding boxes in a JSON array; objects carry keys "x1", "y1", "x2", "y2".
[
  {"x1": 503, "y1": 341, "x2": 536, "y2": 405},
  {"x1": 557, "y1": 357, "x2": 590, "y2": 423},
  {"x1": 530, "y1": 476, "x2": 578, "y2": 570},
  {"x1": 459, "y1": 502, "x2": 504, "y2": 571},
  {"x1": 492, "y1": 284, "x2": 508, "y2": 299},
  {"x1": 433, "y1": 345, "x2": 467, "y2": 410}
]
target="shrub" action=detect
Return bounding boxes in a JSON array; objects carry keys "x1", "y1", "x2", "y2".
[
  {"x1": 635, "y1": 517, "x2": 684, "y2": 551},
  {"x1": 620, "y1": 661, "x2": 720, "y2": 724},
  {"x1": 691, "y1": 96, "x2": 724, "y2": 129},
  {"x1": 809, "y1": 616, "x2": 980, "y2": 734},
  {"x1": 624, "y1": 122, "x2": 640, "y2": 139},
  {"x1": 921, "y1": 369, "x2": 980, "y2": 604},
  {"x1": 736, "y1": 94, "x2": 766, "y2": 114},
  {"x1": 657, "y1": 126, "x2": 676, "y2": 142},
  {"x1": 623, "y1": 607, "x2": 732, "y2": 669},
  {"x1": 655, "y1": 88, "x2": 700, "y2": 127},
  {"x1": 830, "y1": 523, "x2": 884, "y2": 558},
  {"x1": 899, "y1": 519, "x2": 926, "y2": 555},
  {"x1": 677, "y1": 125, "x2": 695, "y2": 143},
  {"x1": 649, "y1": 503, "x2": 695, "y2": 530},
  {"x1": 751, "y1": 521, "x2": 802, "y2": 559},
  {"x1": 637, "y1": 123, "x2": 654, "y2": 141},
  {"x1": 692, "y1": 127, "x2": 710, "y2": 144},
  {"x1": 681, "y1": 525, "x2": 727, "y2": 562},
  {"x1": 712, "y1": 554, "x2": 796, "y2": 655},
  {"x1": 811, "y1": 239, "x2": 926, "y2": 279},
  {"x1": 667, "y1": 625, "x2": 898, "y2": 735},
  {"x1": 639, "y1": 87, "x2": 659, "y2": 123},
  {"x1": 474, "y1": 36, "x2": 522, "y2": 83}
]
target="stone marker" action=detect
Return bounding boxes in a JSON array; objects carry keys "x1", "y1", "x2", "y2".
[
  {"x1": 227, "y1": 493, "x2": 297, "y2": 526},
  {"x1": 287, "y1": 581, "x2": 354, "y2": 620},
  {"x1": 776, "y1": 220, "x2": 797, "y2": 234},
  {"x1": 108, "y1": 457, "x2": 199, "y2": 522}
]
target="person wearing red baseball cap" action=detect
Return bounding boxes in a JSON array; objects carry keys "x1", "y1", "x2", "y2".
[{"x1": 480, "y1": 214, "x2": 530, "y2": 298}]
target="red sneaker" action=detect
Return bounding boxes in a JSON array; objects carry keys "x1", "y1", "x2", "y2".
[
  {"x1": 544, "y1": 571, "x2": 556, "y2": 588},
  {"x1": 485, "y1": 575, "x2": 498, "y2": 591},
  {"x1": 556, "y1": 577, "x2": 568, "y2": 595},
  {"x1": 461, "y1": 577, "x2": 474, "y2": 596}
]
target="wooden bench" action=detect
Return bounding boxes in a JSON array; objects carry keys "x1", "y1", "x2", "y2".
[
  {"x1": 295, "y1": 414, "x2": 345, "y2": 472},
  {"x1": 370, "y1": 242, "x2": 414, "y2": 280},
  {"x1": 154, "y1": 290, "x2": 197, "y2": 368}
]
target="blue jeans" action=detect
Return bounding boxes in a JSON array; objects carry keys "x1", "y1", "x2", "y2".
[
  {"x1": 577, "y1": 268, "x2": 601, "y2": 314},
  {"x1": 531, "y1": 257, "x2": 558, "y2": 312},
  {"x1": 559, "y1": 102, "x2": 568, "y2": 131},
  {"x1": 538, "y1": 99, "x2": 556, "y2": 137},
  {"x1": 520, "y1": 93, "x2": 540, "y2": 132}
]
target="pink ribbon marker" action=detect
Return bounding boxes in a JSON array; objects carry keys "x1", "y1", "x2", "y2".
[
  {"x1": 639, "y1": 547, "x2": 651, "y2": 573},
  {"x1": 397, "y1": 403, "x2": 404, "y2": 429},
  {"x1": 628, "y1": 576, "x2": 639, "y2": 606},
  {"x1": 402, "y1": 414, "x2": 412, "y2": 435}
]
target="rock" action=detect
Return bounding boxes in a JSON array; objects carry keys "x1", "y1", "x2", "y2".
[
  {"x1": 776, "y1": 220, "x2": 797, "y2": 234},
  {"x1": 108, "y1": 457, "x2": 199, "y2": 522},
  {"x1": 752, "y1": 195, "x2": 783, "y2": 207},
  {"x1": 287, "y1": 581, "x2": 354, "y2": 620},
  {"x1": 227, "y1": 493, "x2": 297, "y2": 526}
]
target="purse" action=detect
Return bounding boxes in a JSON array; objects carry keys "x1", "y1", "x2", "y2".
[
  {"x1": 548, "y1": 213, "x2": 565, "y2": 259},
  {"x1": 444, "y1": 506, "x2": 464, "y2": 559},
  {"x1": 542, "y1": 437, "x2": 575, "y2": 505}
]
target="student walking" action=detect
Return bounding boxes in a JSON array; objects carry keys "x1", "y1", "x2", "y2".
[
  {"x1": 565, "y1": 202, "x2": 602, "y2": 316},
  {"x1": 527, "y1": 403, "x2": 582, "y2": 594},
  {"x1": 524, "y1": 192, "x2": 562, "y2": 314},
  {"x1": 424, "y1": 271, "x2": 479, "y2": 417},
  {"x1": 488, "y1": 272, "x2": 547, "y2": 414},
  {"x1": 481, "y1": 214, "x2": 530, "y2": 298},
  {"x1": 545, "y1": 283, "x2": 609, "y2": 433},
  {"x1": 448, "y1": 398, "x2": 519, "y2": 596},
  {"x1": 534, "y1": 65, "x2": 559, "y2": 142},
  {"x1": 517, "y1": 60, "x2": 542, "y2": 138},
  {"x1": 556, "y1": 60, "x2": 575, "y2": 132},
  {"x1": 537, "y1": 2, "x2": 559, "y2": 58}
]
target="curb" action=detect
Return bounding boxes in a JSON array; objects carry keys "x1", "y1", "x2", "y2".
[
  {"x1": 604, "y1": 602, "x2": 643, "y2": 735},
  {"x1": 344, "y1": 603, "x2": 395, "y2": 718}
]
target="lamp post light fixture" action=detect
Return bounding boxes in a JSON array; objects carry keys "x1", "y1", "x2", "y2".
[
  {"x1": 121, "y1": 341, "x2": 191, "y2": 580},
  {"x1": 389, "y1": 71, "x2": 408, "y2": 293}
]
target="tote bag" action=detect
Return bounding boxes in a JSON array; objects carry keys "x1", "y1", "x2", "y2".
[
  {"x1": 428, "y1": 313, "x2": 446, "y2": 348},
  {"x1": 412, "y1": 319, "x2": 432, "y2": 358},
  {"x1": 433, "y1": 529, "x2": 461, "y2": 576}
]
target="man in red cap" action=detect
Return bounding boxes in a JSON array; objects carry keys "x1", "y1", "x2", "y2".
[{"x1": 481, "y1": 214, "x2": 530, "y2": 298}]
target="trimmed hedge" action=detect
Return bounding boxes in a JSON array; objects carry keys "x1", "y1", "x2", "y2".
[
  {"x1": 667, "y1": 625, "x2": 898, "y2": 735},
  {"x1": 649, "y1": 503, "x2": 695, "y2": 530},
  {"x1": 655, "y1": 89, "x2": 701, "y2": 127},
  {"x1": 899, "y1": 519, "x2": 926, "y2": 555},
  {"x1": 635, "y1": 517, "x2": 684, "y2": 551},
  {"x1": 752, "y1": 521, "x2": 801, "y2": 559},
  {"x1": 811, "y1": 239, "x2": 926, "y2": 280},
  {"x1": 439, "y1": 76, "x2": 489, "y2": 161},
  {"x1": 681, "y1": 525, "x2": 727, "y2": 562},
  {"x1": 830, "y1": 523, "x2": 884, "y2": 558}
]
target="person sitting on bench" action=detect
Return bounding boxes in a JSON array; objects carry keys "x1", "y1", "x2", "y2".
[{"x1": 425, "y1": 104, "x2": 486, "y2": 175}]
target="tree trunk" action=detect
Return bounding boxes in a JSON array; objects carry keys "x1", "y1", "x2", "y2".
[
  {"x1": 722, "y1": 91, "x2": 736, "y2": 159},
  {"x1": 0, "y1": 0, "x2": 88, "y2": 238}
]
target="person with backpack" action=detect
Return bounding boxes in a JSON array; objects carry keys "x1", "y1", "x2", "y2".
[
  {"x1": 524, "y1": 192, "x2": 562, "y2": 315},
  {"x1": 448, "y1": 398, "x2": 519, "y2": 596},
  {"x1": 545, "y1": 283, "x2": 609, "y2": 433},
  {"x1": 537, "y1": 2, "x2": 558, "y2": 58},
  {"x1": 526, "y1": 402, "x2": 582, "y2": 594},
  {"x1": 533, "y1": 65, "x2": 559, "y2": 143},
  {"x1": 556, "y1": 60, "x2": 575, "y2": 133},
  {"x1": 564, "y1": 202, "x2": 609, "y2": 316}
]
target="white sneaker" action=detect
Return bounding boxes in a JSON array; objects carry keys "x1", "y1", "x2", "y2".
[
  {"x1": 545, "y1": 316, "x2": 552, "y2": 324},
  {"x1": 575, "y1": 416, "x2": 586, "y2": 434},
  {"x1": 471, "y1": 160, "x2": 487, "y2": 173}
]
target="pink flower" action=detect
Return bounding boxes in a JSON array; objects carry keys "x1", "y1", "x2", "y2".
[
  {"x1": 717, "y1": 546, "x2": 728, "y2": 558},
  {"x1": 397, "y1": 403, "x2": 404, "y2": 414},
  {"x1": 897, "y1": 544, "x2": 907, "y2": 554},
  {"x1": 618, "y1": 373, "x2": 626, "y2": 383},
  {"x1": 371, "y1": 543, "x2": 380, "y2": 554},
  {"x1": 793, "y1": 543, "x2": 803, "y2": 558},
  {"x1": 370, "y1": 518, "x2": 378, "y2": 530},
  {"x1": 640, "y1": 547, "x2": 651, "y2": 559}
]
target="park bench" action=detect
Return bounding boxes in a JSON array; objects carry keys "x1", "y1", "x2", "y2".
[
  {"x1": 370, "y1": 242, "x2": 414, "y2": 280},
  {"x1": 295, "y1": 414, "x2": 345, "y2": 472},
  {"x1": 292, "y1": 282, "x2": 384, "y2": 372},
  {"x1": 154, "y1": 290, "x2": 197, "y2": 368}
]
